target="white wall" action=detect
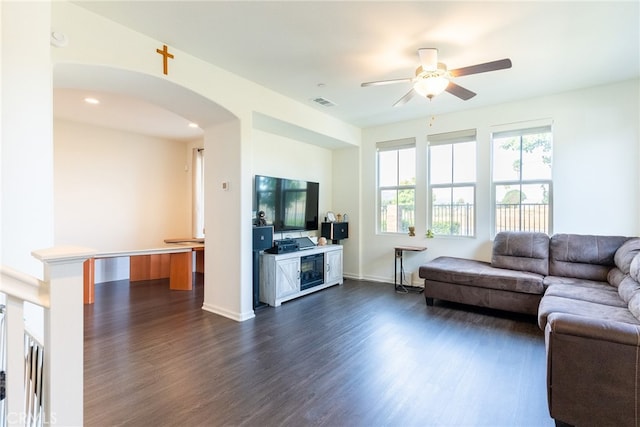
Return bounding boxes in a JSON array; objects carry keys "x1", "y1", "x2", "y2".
[
  {"x1": 336, "y1": 79, "x2": 640, "y2": 284},
  {"x1": 54, "y1": 119, "x2": 193, "y2": 281},
  {"x1": 202, "y1": 118, "x2": 256, "y2": 321},
  {"x1": 331, "y1": 147, "x2": 361, "y2": 278},
  {"x1": 252, "y1": 129, "x2": 334, "y2": 240},
  {"x1": 1, "y1": 1, "x2": 54, "y2": 277}
]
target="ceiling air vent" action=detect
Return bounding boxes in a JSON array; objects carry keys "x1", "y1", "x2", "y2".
[{"x1": 312, "y1": 97, "x2": 337, "y2": 107}]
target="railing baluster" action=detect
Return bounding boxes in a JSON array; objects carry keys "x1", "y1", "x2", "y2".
[{"x1": 6, "y1": 294, "x2": 25, "y2": 426}]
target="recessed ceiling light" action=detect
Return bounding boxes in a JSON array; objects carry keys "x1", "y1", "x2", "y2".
[
  {"x1": 188, "y1": 123, "x2": 199, "y2": 128},
  {"x1": 84, "y1": 97, "x2": 100, "y2": 105}
]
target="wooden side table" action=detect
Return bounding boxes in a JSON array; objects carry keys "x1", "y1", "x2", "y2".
[{"x1": 394, "y1": 246, "x2": 427, "y2": 293}]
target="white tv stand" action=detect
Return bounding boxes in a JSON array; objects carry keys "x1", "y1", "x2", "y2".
[{"x1": 260, "y1": 245, "x2": 343, "y2": 307}]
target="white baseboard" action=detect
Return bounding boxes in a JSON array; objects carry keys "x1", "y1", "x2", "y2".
[{"x1": 201, "y1": 303, "x2": 255, "y2": 322}]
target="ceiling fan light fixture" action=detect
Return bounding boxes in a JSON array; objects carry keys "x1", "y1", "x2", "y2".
[
  {"x1": 413, "y1": 63, "x2": 450, "y2": 99},
  {"x1": 362, "y1": 49, "x2": 511, "y2": 105},
  {"x1": 413, "y1": 77, "x2": 449, "y2": 99}
]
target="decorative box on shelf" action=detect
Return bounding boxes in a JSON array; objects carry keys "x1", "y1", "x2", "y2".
[{"x1": 321, "y1": 222, "x2": 348, "y2": 243}]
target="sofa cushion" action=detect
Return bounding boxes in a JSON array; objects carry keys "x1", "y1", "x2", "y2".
[
  {"x1": 628, "y1": 291, "x2": 640, "y2": 320},
  {"x1": 544, "y1": 275, "x2": 613, "y2": 289},
  {"x1": 631, "y1": 253, "x2": 640, "y2": 282},
  {"x1": 544, "y1": 282, "x2": 626, "y2": 308},
  {"x1": 538, "y1": 295, "x2": 640, "y2": 330},
  {"x1": 491, "y1": 231, "x2": 549, "y2": 275},
  {"x1": 419, "y1": 256, "x2": 544, "y2": 295},
  {"x1": 617, "y1": 276, "x2": 640, "y2": 304},
  {"x1": 614, "y1": 237, "x2": 640, "y2": 274},
  {"x1": 607, "y1": 267, "x2": 626, "y2": 288},
  {"x1": 549, "y1": 234, "x2": 629, "y2": 281}
]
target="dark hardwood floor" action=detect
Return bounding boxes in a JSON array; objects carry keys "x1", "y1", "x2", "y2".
[{"x1": 84, "y1": 276, "x2": 553, "y2": 426}]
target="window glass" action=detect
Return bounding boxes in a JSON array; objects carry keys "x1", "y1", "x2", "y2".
[
  {"x1": 492, "y1": 127, "x2": 552, "y2": 234},
  {"x1": 453, "y1": 141, "x2": 476, "y2": 183},
  {"x1": 378, "y1": 144, "x2": 416, "y2": 233},
  {"x1": 428, "y1": 134, "x2": 476, "y2": 237},
  {"x1": 398, "y1": 148, "x2": 416, "y2": 186},
  {"x1": 378, "y1": 150, "x2": 399, "y2": 187},
  {"x1": 429, "y1": 145, "x2": 452, "y2": 185}
]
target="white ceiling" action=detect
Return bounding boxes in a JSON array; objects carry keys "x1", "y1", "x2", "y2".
[{"x1": 55, "y1": 1, "x2": 640, "y2": 141}]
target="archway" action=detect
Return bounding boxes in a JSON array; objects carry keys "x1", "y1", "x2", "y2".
[{"x1": 53, "y1": 63, "x2": 251, "y2": 320}]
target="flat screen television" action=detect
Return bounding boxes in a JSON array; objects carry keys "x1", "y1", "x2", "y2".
[{"x1": 255, "y1": 175, "x2": 319, "y2": 232}]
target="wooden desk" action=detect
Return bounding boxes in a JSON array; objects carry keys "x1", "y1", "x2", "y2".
[
  {"x1": 83, "y1": 243, "x2": 204, "y2": 304},
  {"x1": 394, "y1": 246, "x2": 427, "y2": 293},
  {"x1": 165, "y1": 238, "x2": 205, "y2": 274}
]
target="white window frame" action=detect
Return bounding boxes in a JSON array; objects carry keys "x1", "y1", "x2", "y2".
[
  {"x1": 376, "y1": 138, "x2": 416, "y2": 234},
  {"x1": 427, "y1": 129, "x2": 477, "y2": 237},
  {"x1": 192, "y1": 148, "x2": 205, "y2": 238},
  {"x1": 491, "y1": 122, "x2": 553, "y2": 235}
]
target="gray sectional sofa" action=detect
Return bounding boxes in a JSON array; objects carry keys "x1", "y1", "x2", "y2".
[{"x1": 419, "y1": 232, "x2": 640, "y2": 427}]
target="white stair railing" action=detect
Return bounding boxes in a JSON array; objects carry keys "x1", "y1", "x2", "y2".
[{"x1": 0, "y1": 247, "x2": 94, "y2": 427}]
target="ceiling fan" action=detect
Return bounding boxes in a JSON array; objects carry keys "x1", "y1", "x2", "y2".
[{"x1": 361, "y1": 48, "x2": 512, "y2": 107}]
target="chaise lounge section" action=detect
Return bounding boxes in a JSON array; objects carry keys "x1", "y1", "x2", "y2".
[{"x1": 419, "y1": 231, "x2": 550, "y2": 315}]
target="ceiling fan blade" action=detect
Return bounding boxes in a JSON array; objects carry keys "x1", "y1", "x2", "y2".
[
  {"x1": 449, "y1": 58, "x2": 512, "y2": 77},
  {"x1": 393, "y1": 88, "x2": 416, "y2": 107},
  {"x1": 361, "y1": 77, "x2": 412, "y2": 87},
  {"x1": 418, "y1": 48, "x2": 438, "y2": 71},
  {"x1": 445, "y1": 82, "x2": 476, "y2": 100}
]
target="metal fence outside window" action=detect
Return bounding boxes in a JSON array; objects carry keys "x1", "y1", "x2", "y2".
[
  {"x1": 431, "y1": 203, "x2": 475, "y2": 236},
  {"x1": 495, "y1": 203, "x2": 549, "y2": 233},
  {"x1": 382, "y1": 203, "x2": 548, "y2": 235},
  {"x1": 380, "y1": 204, "x2": 414, "y2": 233}
]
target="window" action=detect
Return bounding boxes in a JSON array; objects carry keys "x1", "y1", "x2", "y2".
[
  {"x1": 192, "y1": 148, "x2": 205, "y2": 238},
  {"x1": 428, "y1": 129, "x2": 477, "y2": 237},
  {"x1": 377, "y1": 138, "x2": 416, "y2": 233},
  {"x1": 492, "y1": 125, "x2": 552, "y2": 234}
]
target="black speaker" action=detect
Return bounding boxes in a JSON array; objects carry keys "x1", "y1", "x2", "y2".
[
  {"x1": 253, "y1": 226, "x2": 274, "y2": 251},
  {"x1": 252, "y1": 226, "x2": 273, "y2": 309},
  {"x1": 321, "y1": 222, "x2": 349, "y2": 242}
]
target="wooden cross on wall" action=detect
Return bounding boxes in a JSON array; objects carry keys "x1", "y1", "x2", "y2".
[{"x1": 156, "y1": 44, "x2": 174, "y2": 75}]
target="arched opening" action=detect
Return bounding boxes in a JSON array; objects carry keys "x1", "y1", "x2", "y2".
[{"x1": 53, "y1": 63, "x2": 249, "y2": 319}]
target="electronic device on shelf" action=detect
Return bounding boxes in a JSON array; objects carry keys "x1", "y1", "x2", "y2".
[
  {"x1": 293, "y1": 237, "x2": 316, "y2": 250},
  {"x1": 265, "y1": 239, "x2": 299, "y2": 254}
]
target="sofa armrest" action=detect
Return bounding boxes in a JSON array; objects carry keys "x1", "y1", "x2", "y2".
[
  {"x1": 546, "y1": 312, "x2": 640, "y2": 426},
  {"x1": 547, "y1": 312, "x2": 640, "y2": 347}
]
